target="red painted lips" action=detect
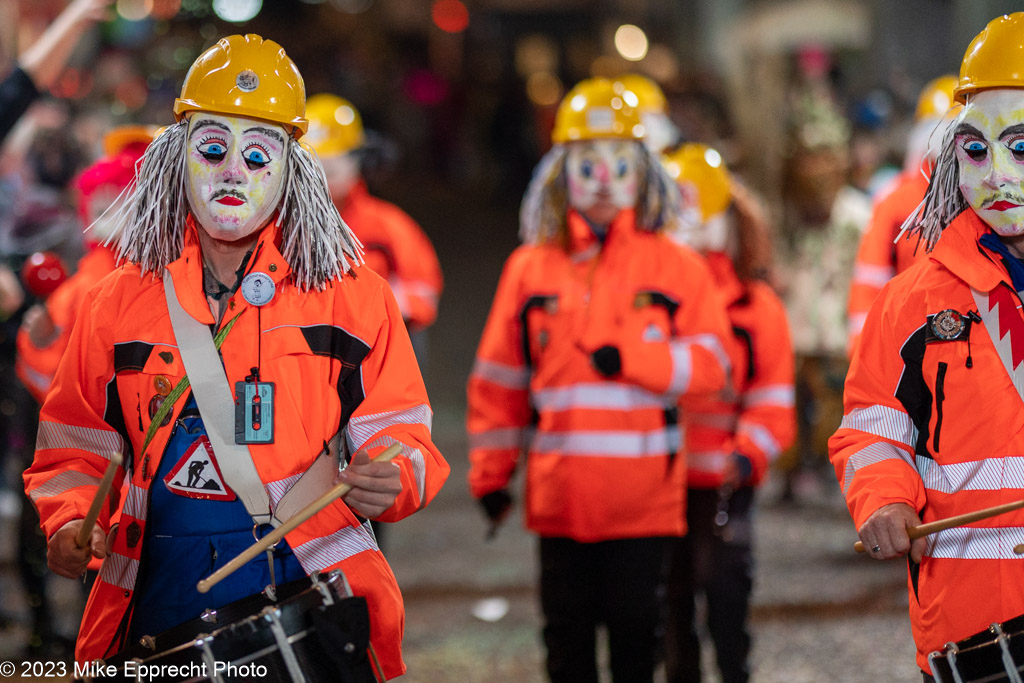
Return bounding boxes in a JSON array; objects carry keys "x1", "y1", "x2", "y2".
[
  {"x1": 215, "y1": 195, "x2": 245, "y2": 206},
  {"x1": 989, "y1": 200, "x2": 1022, "y2": 211}
]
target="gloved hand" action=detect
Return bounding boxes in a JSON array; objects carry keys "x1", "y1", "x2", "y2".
[
  {"x1": 480, "y1": 489, "x2": 513, "y2": 539},
  {"x1": 721, "y1": 452, "x2": 753, "y2": 488},
  {"x1": 590, "y1": 345, "x2": 622, "y2": 377}
]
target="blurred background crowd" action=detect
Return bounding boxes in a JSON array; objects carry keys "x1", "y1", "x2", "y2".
[{"x1": 0, "y1": 0, "x2": 1019, "y2": 680}]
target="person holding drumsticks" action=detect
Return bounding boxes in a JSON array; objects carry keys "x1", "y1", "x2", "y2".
[
  {"x1": 23, "y1": 34, "x2": 449, "y2": 680},
  {"x1": 829, "y1": 13, "x2": 1024, "y2": 680}
]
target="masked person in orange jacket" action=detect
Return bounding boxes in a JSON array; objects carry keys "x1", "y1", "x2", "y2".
[
  {"x1": 16, "y1": 125, "x2": 154, "y2": 404},
  {"x1": 662, "y1": 145, "x2": 796, "y2": 683},
  {"x1": 22, "y1": 35, "x2": 449, "y2": 680},
  {"x1": 304, "y1": 93, "x2": 443, "y2": 344},
  {"x1": 829, "y1": 14, "x2": 1024, "y2": 681},
  {"x1": 467, "y1": 78, "x2": 733, "y2": 683},
  {"x1": 847, "y1": 75, "x2": 959, "y2": 354}
]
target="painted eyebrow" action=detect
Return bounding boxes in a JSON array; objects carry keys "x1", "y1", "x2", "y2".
[
  {"x1": 955, "y1": 122, "x2": 986, "y2": 138},
  {"x1": 243, "y1": 126, "x2": 285, "y2": 144},
  {"x1": 1000, "y1": 124, "x2": 1024, "y2": 138},
  {"x1": 190, "y1": 119, "x2": 231, "y2": 138}
]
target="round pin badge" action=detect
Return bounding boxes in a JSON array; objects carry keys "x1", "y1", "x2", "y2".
[
  {"x1": 236, "y1": 70, "x2": 260, "y2": 92},
  {"x1": 931, "y1": 309, "x2": 965, "y2": 340},
  {"x1": 241, "y1": 272, "x2": 275, "y2": 307}
]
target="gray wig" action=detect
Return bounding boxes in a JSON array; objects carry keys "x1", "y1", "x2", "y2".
[
  {"x1": 519, "y1": 140, "x2": 685, "y2": 246},
  {"x1": 104, "y1": 120, "x2": 362, "y2": 290}
]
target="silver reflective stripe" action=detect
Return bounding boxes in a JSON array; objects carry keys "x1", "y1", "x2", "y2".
[
  {"x1": 99, "y1": 552, "x2": 139, "y2": 590},
  {"x1": 738, "y1": 422, "x2": 782, "y2": 459},
  {"x1": 532, "y1": 429, "x2": 677, "y2": 458},
  {"x1": 17, "y1": 361, "x2": 51, "y2": 395},
  {"x1": 838, "y1": 405, "x2": 917, "y2": 448},
  {"x1": 743, "y1": 385, "x2": 796, "y2": 409},
  {"x1": 842, "y1": 441, "x2": 915, "y2": 495},
  {"x1": 471, "y1": 358, "x2": 531, "y2": 390},
  {"x1": 688, "y1": 450, "x2": 730, "y2": 474},
  {"x1": 924, "y1": 525, "x2": 1024, "y2": 560},
  {"x1": 29, "y1": 470, "x2": 103, "y2": 502},
  {"x1": 358, "y1": 434, "x2": 427, "y2": 504},
  {"x1": 468, "y1": 427, "x2": 526, "y2": 451},
  {"x1": 36, "y1": 421, "x2": 123, "y2": 460},
  {"x1": 347, "y1": 403, "x2": 432, "y2": 452},
  {"x1": 682, "y1": 333, "x2": 732, "y2": 379},
  {"x1": 853, "y1": 263, "x2": 895, "y2": 289},
  {"x1": 531, "y1": 383, "x2": 671, "y2": 412},
  {"x1": 848, "y1": 312, "x2": 868, "y2": 337},
  {"x1": 121, "y1": 483, "x2": 148, "y2": 521},
  {"x1": 667, "y1": 341, "x2": 693, "y2": 395},
  {"x1": 266, "y1": 471, "x2": 303, "y2": 508},
  {"x1": 915, "y1": 455, "x2": 1024, "y2": 494},
  {"x1": 292, "y1": 522, "x2": 379, "y2": 573}
]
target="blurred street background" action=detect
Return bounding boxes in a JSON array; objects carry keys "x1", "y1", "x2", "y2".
[{"x1": 0, "y1": 0, "x2": 1022, "y2": 681}]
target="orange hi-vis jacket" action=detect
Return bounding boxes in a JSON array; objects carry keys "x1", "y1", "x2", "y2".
[
  {"x1": 847, "y1": 170, "x2": 930, "y2": 353},
  {"x1": 830, "y1": 209, "x2": 1024, "y2": 671},
  {"x1": 23, "y1": 218, "x2": 450, "y2": 678},
  {"x1": 337, "y1": 180, "x2": 443, "y2": 330},
  {"x1": 467, "y1": 209, "x2": 733, "y2": 541},
  {"x1": 682, "y1": 252, "x2": 796, "y2": 489},
  {"x1": 16, "y1": 245, "x2": 118, "y2": 404}
]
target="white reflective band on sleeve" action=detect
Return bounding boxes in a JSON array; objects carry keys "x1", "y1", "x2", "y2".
[
  {"x1": 36, "y1": 421, "x2": 124, "y2": 460},
  {"x1": 737, "y1": 422, "x2": 782, "y2": 459},
  {"x1": 842, "y1": 441, "x2": 916, "y2": 495},
  {"x1": 99, "y1": 552, "x2": 139, "y2": 591},
  {"x1": 532, "y1": 428, "x2": 678, "y2": 458},
  {"x1": 924, "y1": 525, "x2": 1024, "y2": 560},
  {"x1": 848, "y1": 313, "x2": 868, "y2": 337},
  {"x1": 681, "y1": 333, "x2": 732, "y2": 379},
  {"x1": 838, "y1": 405, "x2": 918, "y2": 448},
  {"x1": 357, "y1": 434, "x2": 427, "y2": 504},
  {"x1": 292, "y1": 521, "x2": 379, "y2": 573},
  {"x1": 853, "y1": 263, "x2": 895, "y2": 289},
  {"x1": 743, "y1": 385, "x2": 796, "y2": 409},
  {"x1": 16, "y1": 360, "x2": 52, "y2": 395},
  {"x1": 347, "y1": 403, "x2": 433, "y2": 453},
  {"x1": 471, "y1": 358, "x2": 531, "y2": 390},
  {"x1": 468, "y1": 427, "x2": 527, "y2": 451},
  {"x1": 687, "y1": 450, "x2": 730, "y2": 475},
  {"x1": 29, "y1": 470, "x2": 102, "y2": 502},
  {"x1": 667, "y1": 342, "x2": 693, "y2": 395},
  {"x1": 121, "y1": 483, "x2": 148, "y2": 521},
  {"x1": 915, "y1": 455, "x2": 1024, "y2": 494},
  {"x1": 531, "y1": 383, "x2": 672, "y2": 412}
]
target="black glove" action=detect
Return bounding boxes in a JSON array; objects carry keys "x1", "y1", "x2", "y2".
[
  {"x1": 480, "y1": 489, "x2": 513, "y2": 522},
  {"x1": 729, "y1": 453, "x2": 753, "y2": 485},
  {"x1": 590, "y1": 345, "x2": 622, "y2": 377}
]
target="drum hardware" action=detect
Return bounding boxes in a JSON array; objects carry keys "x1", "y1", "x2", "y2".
[
  {"x1": 200, "y1": 609, "x2": 218, "y2": 624},
  {"x1": 264, "y1": 584, "x2": 277, "y2": 601},
  {"x1": 929, "y1": 614, "x2": 1024, "y2": 682},
  {"x1": 139, "y1": 635, "x2": 157, "y2": 651}
]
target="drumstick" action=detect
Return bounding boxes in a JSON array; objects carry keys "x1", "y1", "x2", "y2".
[
  {"x1": 75, "y1": 452, "x2": 124, "y2": 548},
  {"x1": 197, "y1": 443, "x2": 402, "y2": 594},
  {"x1": 854, "y1": 498, "x2": 1024, "y2": 553}
]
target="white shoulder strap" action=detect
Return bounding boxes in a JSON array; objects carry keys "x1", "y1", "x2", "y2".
[{"x1": 163, "y1": 271, "x2": 273, "y2": 526}]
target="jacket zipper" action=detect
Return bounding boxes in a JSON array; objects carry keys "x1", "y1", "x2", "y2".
[{"x1": 933, "y1": 362, "x2": 947, "y2": 453}]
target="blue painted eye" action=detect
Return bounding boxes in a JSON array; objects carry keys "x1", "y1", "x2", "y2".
[
  {"x1": 1011, "y1": 139, "x2": 1024, "y2": 158},
  {"x1": 197, "y1": 141, "x2": 226, "y2": 161},
  {"x1": 963, "y1": 140, "x2": 987, "y2": 161},
  {"x1": 580, "y1": 159, "x2": 593, "y2": 179},
  {"x1": 615, "y1": 158, "x2": 629, "y2": 178},
  {"x1": 243, "y1": 145, "x2": 271, "y2": 169}
]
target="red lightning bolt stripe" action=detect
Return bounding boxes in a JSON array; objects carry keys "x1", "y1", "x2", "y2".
[{"x1": 988, "y1": 285, "x2": 1024, "y2": 370}]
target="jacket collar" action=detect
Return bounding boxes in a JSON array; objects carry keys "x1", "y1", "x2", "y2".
[
  {"x1": 929, "y1": 209, "x2": 1009, "y2": 293},
  {"x1": 164, "y1": 214, "x2": 294, "y2": 326},
  {"x1": 705, "y1": 251, "x2": 744, "y2": 305},
  {"x1": 566, "y1": 208, "x2": 638, "y2": 255}
]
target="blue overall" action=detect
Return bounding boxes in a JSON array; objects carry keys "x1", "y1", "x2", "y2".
[{"x1": 129, "y1": 398, "x2": 305, "y2": 639}]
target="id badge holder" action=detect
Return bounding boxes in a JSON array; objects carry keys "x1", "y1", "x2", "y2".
[{"x1": 235, "y1": 381, "x2": 274, "y2": 444}]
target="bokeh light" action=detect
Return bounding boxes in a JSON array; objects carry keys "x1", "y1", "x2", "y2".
[
  {"x1": 116, "y1": 0, "x2": 153, "y2": 21},
  {"x1": 614, "y1": 24, "x2": 649, "y2": 61},
  {"x1": 526, "y1": 72, "x2": 562, "y2": 108},
  {"x1": 212, "y1": 0, "x2": 262, "y2": 23},
  {"x1": 432, "y1": 0, "x2": 469, "y2": 34}
]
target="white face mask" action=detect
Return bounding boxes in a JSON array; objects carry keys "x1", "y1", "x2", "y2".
[
  {"x1": 319, "y1": 151, "x2": 361, "y2": 202},
  {"x1": 566, "y1": 139, "x2": 640, "y2": 227},
  {"x1": 185, "y1": 112, "x2": 287, "y2": 242},
  {"x1": 955, "y1": 89, "x2": 1024, "y2": 236}
]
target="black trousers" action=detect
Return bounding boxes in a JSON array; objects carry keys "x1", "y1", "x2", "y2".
[
  {"x1": 539, "y1": 536, "x2": 671, "y2": 683},
  {"x1": 664, "y1": 487, "x2": 755, "y2": 683}
]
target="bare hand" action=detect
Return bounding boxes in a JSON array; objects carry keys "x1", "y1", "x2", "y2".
[
  {"x1": 858, "y1": 503, "x2": 926, "y2": 562},
  {"x1": 22, "y1": 304, "x2": 58, "y2": 347},
  {"x1": 0, "y1": 265, "x2": 24, "y2": 319},
  {"x1": 337, "y1": 450, "x2": 402, "y2": 519},
  {"x1": 47, "y1": 519, "x2": 110, "y2": 578}
]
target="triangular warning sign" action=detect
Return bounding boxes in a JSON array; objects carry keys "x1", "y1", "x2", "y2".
[{"x1": 163, "y1": 435, "x2": 236, "y2": 501}]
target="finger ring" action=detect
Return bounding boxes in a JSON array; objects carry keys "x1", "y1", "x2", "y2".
[{"x1": 871, "y1": 545, "x2": 881, "y2": 553}]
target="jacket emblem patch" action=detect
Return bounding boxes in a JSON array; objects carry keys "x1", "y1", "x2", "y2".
[
  {"x1": 642, "y1": 323, "x2": 665, "y2": 342},
  {"x1": 162, "y1": 435, "x2": 236, "y2": 501}
]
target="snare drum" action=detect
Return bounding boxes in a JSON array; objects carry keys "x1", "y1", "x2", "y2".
[
  {"x1": 76, "y1": 571, "x2": 380, "y2": 683},
  {"x1": 928, "y1": 614, "x2": 1024, "y2": 683}
]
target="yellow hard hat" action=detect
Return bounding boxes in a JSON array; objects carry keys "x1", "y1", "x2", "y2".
[
  {"x1": 663, "y1": 143, "x2": 731, "y2": 222},
  {"x1": 305, "y1": 93, "x2": 365, "y2": 157},
  {"x1": 551, "y1": 78, "x2": 645, "y2": 144},
  {"x1": 914, "y1": 75, "x2": 958, "y2": 120},
  {"x1": 173, "y1": 34, "x2": 308, "y2": 137},
  {"x1": 616, "y1": 74, "x2": 667, "y2": 114},
  {"x1": 955, "y1": 13, "x2": 1024, "y2": 103}
]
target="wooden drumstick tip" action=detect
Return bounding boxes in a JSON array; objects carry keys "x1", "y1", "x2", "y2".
[{"x1": 1014, "y1": 543, "x2": 1024, "y2": 555}]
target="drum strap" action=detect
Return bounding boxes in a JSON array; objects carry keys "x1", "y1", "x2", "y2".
[{"x1": 165, "y1": 271, "x2": 348, "y2": 529}]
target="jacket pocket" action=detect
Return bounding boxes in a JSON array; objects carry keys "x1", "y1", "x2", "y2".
[{"x1": 933, "y1": 362, "x2": 947, "y2": 453}]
